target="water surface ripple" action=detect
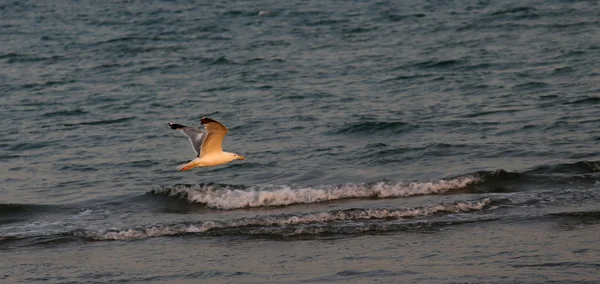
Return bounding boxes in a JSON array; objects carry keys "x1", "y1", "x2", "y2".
[{"x1": 1, "y1": 0, "x2": 599, "y2": 283}]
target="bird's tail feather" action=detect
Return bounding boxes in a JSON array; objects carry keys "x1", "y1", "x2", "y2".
[
  {"x1": 178, "y1": 162, "x2": 194, "y2": 171},
  {"x1": 178, "y1": 159, "x2": 202, "y2": 171}
]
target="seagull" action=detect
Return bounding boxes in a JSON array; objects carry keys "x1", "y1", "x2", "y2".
[{"x1": 168, "y1": 117, "x2": 245, "y2": 171}]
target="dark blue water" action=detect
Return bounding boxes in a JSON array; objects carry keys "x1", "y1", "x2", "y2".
[{"x1": 2, "y1": 0, "x2": 600, "y2": 283}]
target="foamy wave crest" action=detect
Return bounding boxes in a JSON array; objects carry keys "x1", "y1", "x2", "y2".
[
  {"x1": 151, "y1": 176, "x2": 481, "y2": 209},
  {"x1": 78, "y1": 199, "x2": 491, "y2": 240},
  {"x1": 79, "y1": 223, "x2": 218, "y2": 241}
]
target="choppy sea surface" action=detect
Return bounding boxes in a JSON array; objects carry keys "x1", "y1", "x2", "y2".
[{"x1": 1, "y1": 0, "x2": 600, "y2": 283}]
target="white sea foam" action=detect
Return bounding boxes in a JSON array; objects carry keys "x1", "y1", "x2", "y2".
[
  {"x1": 87, "y1": 199, "x2": 491, "y2": 240},
  {"x1": 98, "y1": 223, "x2": 215, "y2": 240},
  {"x1": 157, "y1": 176, "x2": 481, "y2": 209},
  {"x1": 228, "y1": 198, "x2": 492, "y2": 226}
]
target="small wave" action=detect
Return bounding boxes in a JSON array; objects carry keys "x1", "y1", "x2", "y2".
[
  {"x1": 302, "y1": 19, "x2": 349, "y2": 27},
  {"x1": 0, "y1": 154, "x2": 21, "y2": 161},
  {"x1": 125, "y1": 160, "x2": 159, "y2": 168},
  {"x1": 77, "y1": 199, "x2": 492, "y2": 240},
  {"x1": 566, "y1": 96, "x2": 600, "y2": 105},
  {"x1": 41, "y1": 109, "x2": 88, "y2": 117},
  {"x1": 550, "y1": 211, "x2": 600, "y2": 218},
  {"x1": 460, "y1": 108, "x2": 522, "y2": 119},
  {"x1": 490, "y1": 6, "x2": 537, "y2": 16},
  {"x1": 552, "y1": 66, "x2": 574, "y2": 74},
  {"x1": 0, "y1": 52, "x2": 64, "y2": 63},
  {"x1": 221, "y1": 10, "x2": 254, "y2": 17},
  {"x1": 7, "y1": 141, "x2": 50, "y2": 151},
  {"x1": 63, "y1": 117, "x2": 136, "y2": 126},
  {"x1": 342, "y1": 26, "x2": 376, "y2": 34},
  {"x1": 384, "y1": 13, "x2": 425, "y2": 22},
  {"x1": 332, "y1": 121, "x2": 415, "y2": 135},
  {"x1": 476, "y1": 161, "x2": 600, "y2": 180},
  {"x1": 149, "y1": 177, "x2": 481, "y2": 210},
  {"x1": 525, "y1": 161, "x2": 600, "y2": 175},
  {"x1": 512, "y1": 262, "x2": 600, "y2": 269},
  {"x1": 210, "y1": 56, "x2": 234, "y2": 65},
  {"x1": 378, "y1": 73, "x2": 434, "y2": 83},
  {"x1": 511, "y1": 81, "x2": 550, "y2": 90},
  {"x1": 475, "y1": 169, "x2": 522, "y2": 181},
  {"x1": 413, "y1": 59, "x2": 462, "y2": 69}
]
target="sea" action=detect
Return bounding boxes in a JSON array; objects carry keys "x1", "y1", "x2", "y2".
[{"x1": 1, "y1": 0, "x2": 599, "y2": 283}]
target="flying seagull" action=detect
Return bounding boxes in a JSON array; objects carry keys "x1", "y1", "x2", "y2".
[{"x1": 168, "y1": 117, "x2": 245, "y2": 171}]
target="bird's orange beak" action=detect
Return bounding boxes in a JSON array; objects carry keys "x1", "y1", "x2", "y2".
[{"x1": 238, "y1": 156, "x2": 245, "y2": 160}]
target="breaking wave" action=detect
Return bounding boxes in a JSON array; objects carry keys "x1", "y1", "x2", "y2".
[
  {"x1": 149, "y1": 176, "x2": 481, "y2": 210},
  {"x1": 78, "y1": 198, "x2": 492, "y2": 240}
]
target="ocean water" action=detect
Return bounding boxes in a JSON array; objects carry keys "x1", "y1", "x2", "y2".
[{"x1": 1, "y1": 0, "x2": 600, "y2": 283}]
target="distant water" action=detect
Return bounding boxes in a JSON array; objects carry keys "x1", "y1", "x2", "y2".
[{"x1": 2, "y1": 0, "x2": 600, "y2": 283}]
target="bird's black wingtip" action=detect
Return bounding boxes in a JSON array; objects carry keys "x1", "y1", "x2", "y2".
[{"x1": 169, "y1": 123, "x2": 186, "y2": 130}]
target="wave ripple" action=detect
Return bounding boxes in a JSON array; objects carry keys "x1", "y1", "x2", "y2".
[{"x1": 79, "y1": 199, "x2": 492, "y2": 240}]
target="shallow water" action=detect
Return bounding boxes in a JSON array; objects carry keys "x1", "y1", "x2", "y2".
[{"x1": 1, "y1": 0, "x2": 600, "y2": 283}]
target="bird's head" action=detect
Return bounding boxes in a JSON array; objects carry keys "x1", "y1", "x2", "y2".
[{"x1": 231, "y1": 153, "x2": 245, "y2": 161}]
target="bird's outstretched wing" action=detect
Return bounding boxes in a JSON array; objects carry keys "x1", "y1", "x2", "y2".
[
  {"x1": 168, "y1": 123, "x2": 206, "y2": 157},
  {"x1": 199, "y1": 117, "x2": 228, "y2": 157}
]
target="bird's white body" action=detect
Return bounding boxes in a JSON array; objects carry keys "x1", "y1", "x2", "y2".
[
  {"x1": 169, "y1": 118, "x2": 244, "y2": 171},
  {"x1": 178, "y1": 152, "x2": 240, "y2": 171}
]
